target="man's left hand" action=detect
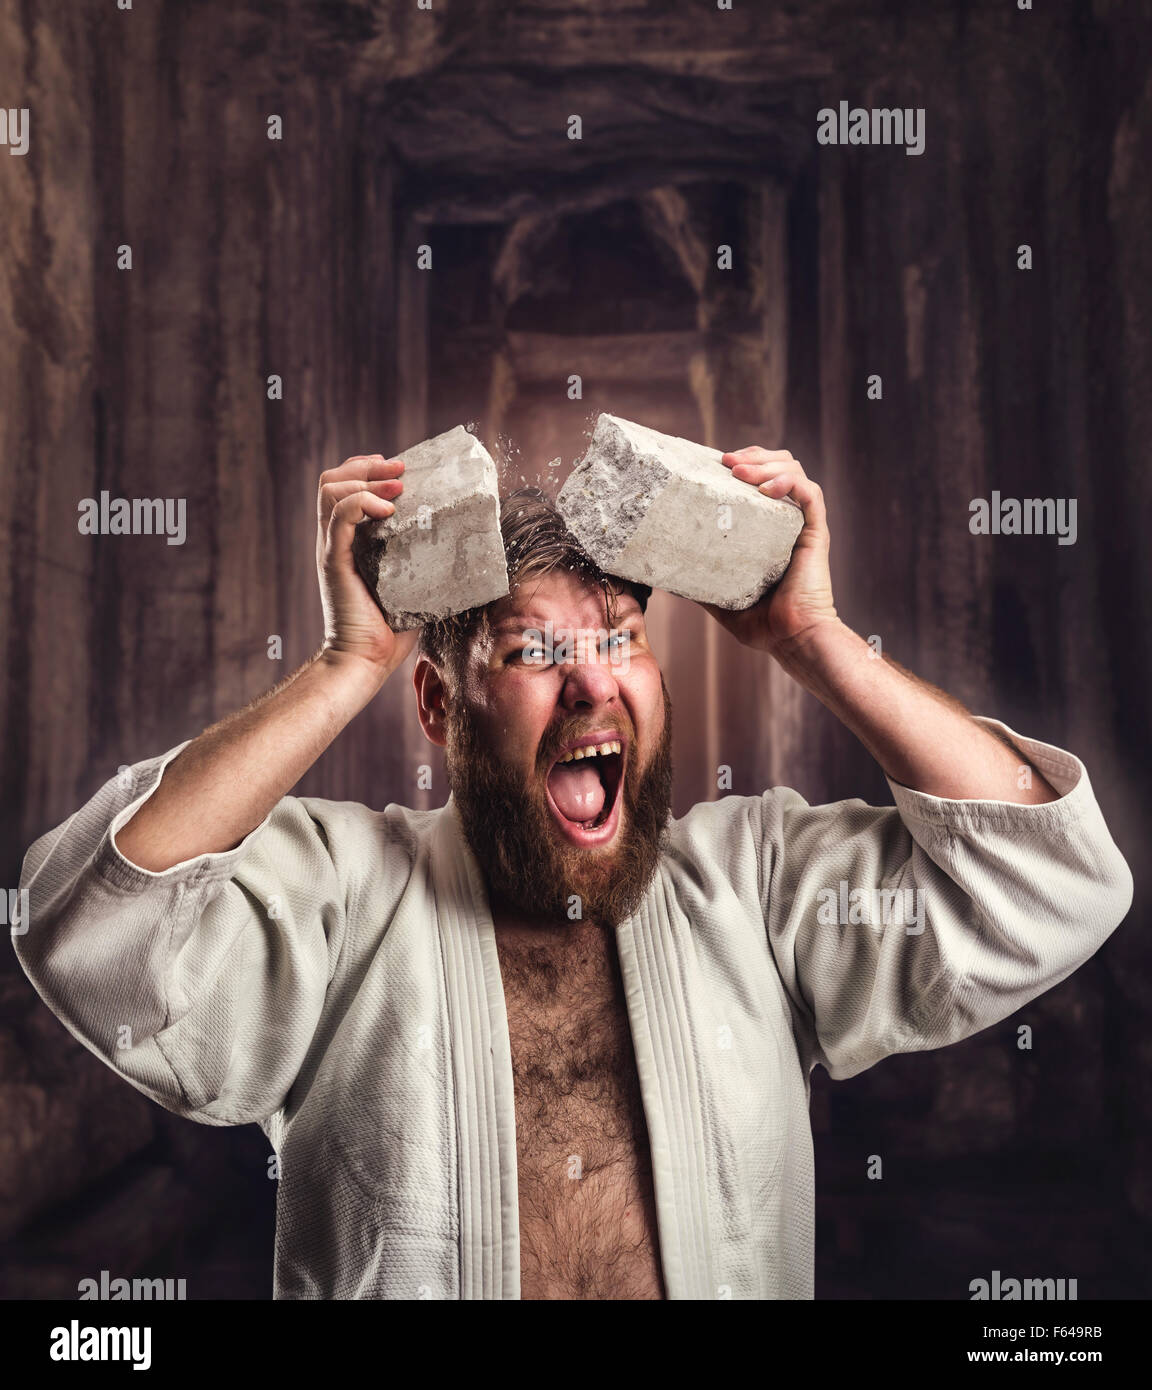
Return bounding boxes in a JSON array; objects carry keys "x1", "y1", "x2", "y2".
[{"x1": 700, "y1": 447, "x2": 840, "y2": 657}]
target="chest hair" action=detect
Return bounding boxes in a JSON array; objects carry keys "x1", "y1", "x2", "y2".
[{"x1": 496, "y1": 923, "x2": 664, "y2": 1298}]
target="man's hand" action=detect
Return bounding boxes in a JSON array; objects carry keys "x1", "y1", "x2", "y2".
[
  {"x1": 316, "y1": 454, "x2": 418, "y2": 677},
  {"x1": 699, "y1": 447, "x2": 838, "y2": 658}
]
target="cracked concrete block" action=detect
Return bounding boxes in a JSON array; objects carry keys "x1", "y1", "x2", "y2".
[
  {"x1": 557, "y1": 414, "x2": 805, "y2": 609},
  {"x1": 352, "y1": 425, "x2": 510, "y2": 630}
]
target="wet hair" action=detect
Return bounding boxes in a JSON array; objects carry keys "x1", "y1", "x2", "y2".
[{"x1": 417, "y1": 486, "x2": 650, "y2": 691}]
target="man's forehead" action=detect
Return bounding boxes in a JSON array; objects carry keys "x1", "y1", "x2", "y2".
[{"x1": 487, "y1": 577, "x2": 642, "y2": 632}]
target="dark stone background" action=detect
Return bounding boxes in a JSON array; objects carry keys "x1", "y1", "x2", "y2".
[{"x1": 1, "y1": 0, "x2": 1148, "y2": 1299}]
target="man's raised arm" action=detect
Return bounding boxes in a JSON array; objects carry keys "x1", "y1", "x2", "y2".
[
  {"x1": 117, "y1": 454, "x2": 413, "y2": 871},
  {"x1": 13, "y1": 454, "x2": 416, "y2": 1126},
  {"x1": 704, "y1": 444, "x2": 1055, "y2": 803},
  {"x1": 705, "y1": 445, "x2": 1129, "y2": 1079}
]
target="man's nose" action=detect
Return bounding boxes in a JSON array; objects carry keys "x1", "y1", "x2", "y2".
[{"x1": 558, "y1": 646, "x2": 621, "y2": 710}]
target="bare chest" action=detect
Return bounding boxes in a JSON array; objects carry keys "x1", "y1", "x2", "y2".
[{"x1": 496, "y1": 929, "x2": 666, "y2": 1300}]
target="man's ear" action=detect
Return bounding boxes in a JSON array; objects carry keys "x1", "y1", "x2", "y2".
[{"x1": 413, "y1": 656, "x2": 449, "y2": 748}]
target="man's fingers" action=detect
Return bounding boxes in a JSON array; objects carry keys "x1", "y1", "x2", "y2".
[
  {"x1": 319, "y1": 454, "x2": 405, "y2": 483},
  {"x1": 719, "y1": 448, "x2": 824, "y2": 532},
  {"x1": 318, "y1": 454, "x2": 405, "y2": 498},
  {"x1": 317, "y1": 458, "x2": 404, "y2": 527},
  {"x1": 757, "y1": 471, "x2": 802, "y2": 496},
  {"x1": 319, "y1": 477, "x2": 403, "y2": 521},
  {"x1": 722, "y1": 447, "x2": 807, "y2": 488},
  {"x1": 722, "y1": 447, "x2": 799, "y2": 466},
  {"x1": 325, "y1": 490, "x2": 396, "y2": 563},
  {"x1": 321, "y1": 478, "x2": 403, "y2": 500},
  {"x1": 761, "y1": 474, "x2": 828, "y2": 539}
]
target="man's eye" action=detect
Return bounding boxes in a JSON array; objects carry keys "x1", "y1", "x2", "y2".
[{"x1": 511, "y1": 645, "x2": 549, "y2": 664}]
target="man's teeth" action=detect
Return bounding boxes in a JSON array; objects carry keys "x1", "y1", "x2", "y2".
[{"x1": 556, "y1": 739, "x2": 622, "y2": 763}]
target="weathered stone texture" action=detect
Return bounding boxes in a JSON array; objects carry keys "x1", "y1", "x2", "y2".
[
  {"x1": 351, "y1": 426, "x2": 509, "y2": 630},
  {"x1": 558, "y1": 414, "x2": 803, "y2": 607}
]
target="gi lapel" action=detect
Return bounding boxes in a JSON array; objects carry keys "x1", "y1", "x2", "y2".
[
  {"x1": 617, "y1": 865, "x2": 718, "y2": 1299},
  {"x1": 429, "y1": 797, "x2": 521, "y2": 1299}
]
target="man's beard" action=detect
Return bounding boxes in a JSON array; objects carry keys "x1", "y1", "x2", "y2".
[{"x1": 444, "y1": 680, "x2": 674, "y2": 928}]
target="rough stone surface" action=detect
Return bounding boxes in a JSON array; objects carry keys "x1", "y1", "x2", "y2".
[
  {"x1": 557, "y1": 414, "x2": 804, "y2": 609},
  {"x1": 351, "y1": 425, "x2": 510, "y2": 630}
]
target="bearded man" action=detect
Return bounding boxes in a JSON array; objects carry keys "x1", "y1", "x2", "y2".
[{"x1": 15, "y1": 447, "x2": 1131, "y2": 1300}]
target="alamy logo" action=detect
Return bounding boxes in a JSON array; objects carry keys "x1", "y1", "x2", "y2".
[
  {"x1": 77, "y1": 492, "x2": 187, "y2": 545},
  {"x1": 0, "y1": 107, "x2": 29, "y2": 156},
  {"x1": 816, "y1": 880, "x2": 925, "y2": 935},
  {"x1": 970, "y1": 1270, "x2": 1078, "y2": 1300},
  {"x1": 50, "y1": 1321, "x2": 151, "y2": 1371},
  {"x1": 969, "y1": 493, "x2": 1077, "y2": 545},
  {"x1": 817, "y1": 101, "x2": 925, "y2": 156},
  {"x1": 78, "y1": 1270, "x2": 185, "y2": 1300}
]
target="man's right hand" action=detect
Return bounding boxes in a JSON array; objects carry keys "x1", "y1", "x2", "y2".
[{"x1": 316, "y1": 454, "x2": 418, "y2": 677}]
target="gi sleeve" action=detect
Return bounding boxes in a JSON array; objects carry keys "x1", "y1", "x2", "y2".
[
  {"x1": 760, "y1": 717, "x2": 1132, "y2": 1079},
  {"x1": 13, "y1": 742, "x2": 351, "y2": 1126}
]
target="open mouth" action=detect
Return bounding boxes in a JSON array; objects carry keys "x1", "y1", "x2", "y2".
[{"x1": 544, "y1": 733, "x2": 627, "y2": 848}]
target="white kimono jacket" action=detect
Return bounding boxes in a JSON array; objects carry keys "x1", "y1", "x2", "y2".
[{"x1": 14, "y1": 719, "x2": 1131, "y2": 1299}]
